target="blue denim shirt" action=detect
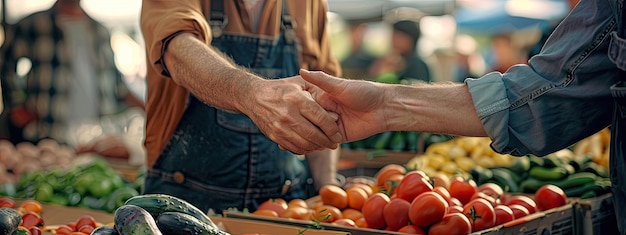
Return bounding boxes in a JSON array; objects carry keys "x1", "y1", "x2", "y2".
[{"x1": 466, "y1": 0, "x2": 623, "y2": 156}]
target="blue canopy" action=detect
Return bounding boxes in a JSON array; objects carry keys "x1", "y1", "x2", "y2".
[{"x1": 455, "y1": 0, "x2": 570, "y2": 34}]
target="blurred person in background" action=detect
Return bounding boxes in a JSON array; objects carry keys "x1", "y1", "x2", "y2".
[
  {"x1": 0, "y1": 0, "x2": 143, "y2": 157},
  {"x1": 140, "y1": 0, "x2": 341, "y2": 214},
  {"x1": 340, "y1": 22, "x2": 377, "y2": 79},
  {"x1": 369, "y1": 19, "x2": 431, "y2": 83},
  {"x1": 300, "y1": 0, "x2": 626, "y2": 232}
]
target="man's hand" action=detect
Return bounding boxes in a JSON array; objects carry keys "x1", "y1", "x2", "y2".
[
  {"x1": 241, "y1": 76, "x2": 342, "y2": 154},
  {"x1": 300, "y1": 69, "x2": 389, "y2": 142}
]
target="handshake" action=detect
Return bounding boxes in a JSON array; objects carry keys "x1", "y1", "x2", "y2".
[{"x1": 257, "y1": 69, "x2": 485, "y2": 155}]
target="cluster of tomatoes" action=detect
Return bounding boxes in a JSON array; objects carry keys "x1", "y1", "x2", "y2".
[
  {"x1": 251, "y1": 164, "x2": 569, "y2": 235},
  {"x1": 359, "y1": 164, "x2": 569, "y2": 234},
  {"x1": 0, "y1": 197, "x2": 101, "y2": 235},
  {"x1": 0, "y1": 197, "x2": 45, "y2": 235}
]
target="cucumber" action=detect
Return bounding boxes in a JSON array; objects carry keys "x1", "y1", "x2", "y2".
[
  {"x1": 490, "y1": 168, "x2": 520, "y2": 193},
  {"x1": 569, "y1": 155, "x2": 592, "y2": 172},
  {"x1": 405, "y1": 132, "x2": 419, "y2": 152},
  {"x1": 564, "y1": 180, "x2": 612, "y2": 197},
  {"x1": 156, "y1": 212, "x2": 230, "y2": 235},
  {"x1": 114, "y1": 205, "x2": 162, "y2": 235},
  {"x1": 388, "y1": 132, "x2": 406, "y2": 151},
  {"x1": 509, "y1": 156, "x2": 531, "y2": 174},
  {"x1": 374, "y1": 131, "x2": 393, "y2": 150},
  {"x1": 551, "y1": 172, "x2": 598, "y2": 189},
  {"x1": 528, "y1": 155, "x2": 544, "y2": 168},
  {"x1": 124, "y1": 194, "x2": 216, "y2": 229},
  {"x1": 519, "y1": 177, "x2": 545, "y2": 193},
  {"x1": 581, "y1": 162, "x2": 609, "y2": 178},
  {"x1": 91, "y1": 225, "x2": 120, "y2": 235},
  {"x1": 470, "y1": 166, "x2": 493, "y2": 185},
  {"x1": 519, "y1": 172, "x2": 597, "y2": 193},
  {"x1": 528, "y1": 166, "x2": 569, "y2": 181},
  {"x1": 0, "y1": 208, "x2": 21, "y2": 235}
]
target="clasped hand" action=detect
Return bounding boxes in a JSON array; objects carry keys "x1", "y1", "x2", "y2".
[{"x1": 247, "y1": 69, "x2": 387, "y2": 155}]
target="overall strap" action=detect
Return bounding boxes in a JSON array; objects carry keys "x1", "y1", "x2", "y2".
[
  {"x1": 280, "y1": 0, "x2": 297, "y2": 43},
  {"x1": 209, "y1": 0, "x2": 227, "y2": 37},
  {"x1": 209, "y1": 0, "x2": 295, "y2": 36},
  {"x1": 617, "y1": 0, "x2": 626, "y2": 82}
]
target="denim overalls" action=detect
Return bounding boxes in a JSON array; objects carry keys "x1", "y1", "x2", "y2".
[
  {"x1": 610, "y1": 1, "x2": 626, "y2": 233},
  {"x1": 142, "y1": 0, "x2": 310, "y2": 214}
]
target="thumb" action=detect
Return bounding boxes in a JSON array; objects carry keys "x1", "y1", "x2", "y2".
[{"x1": 300, "y1": 69, "x2": 343, "y2": 93}]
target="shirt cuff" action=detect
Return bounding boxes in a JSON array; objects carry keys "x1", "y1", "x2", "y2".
[{"x1": 465, "y1": 73, "x2": 517, "y2": 155}]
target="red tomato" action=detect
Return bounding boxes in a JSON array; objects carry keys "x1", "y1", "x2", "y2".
[
  {"x1": 493, "y1": 205, "x2": 515, "y2": 226},
  {"x1": 361, "y1": 193, "x2": 390, "y2": 229},
  {"x1": 332, "y1": 218, "x2": 357, "y2": 227},
  {"x1": 447, "y1": 205, "x2": 463, "y2": 214},
  {"x1": 463, "y1": 198, "x2": 496, "y2": 232},
  {"x1": 449, "y1": 197, "x2": 463, "y2": 207},
  {"x1": 478, "y1": 183, "x2": 504, "y2": 202},
  {"x1": 0, "y1": 197, "x2": 16, "y2": 208},
  {"x1": 54, "y1": 225, "x2": 74, "y2": 235},
  {"x1": 505, "y1": 195, "x2": 537, "y2": 214},
  {"x1": 534, "y1": 185, "x2": 567, "y2": 211},
  {"x1": 78, "y1": 225, "x2": 95, "y2": 234},
  {"x1": 29, "y1": 226, "x2": 43, "y2": 235},
  {"x1": 448, "y1": 176, "x2": 478, "y2": 205},
  {"x1": 408, "y1": 191, "x2": 448, "y2": 227},
  {"x1": 509, "y1": 204, "x2": 530, "y2": 219},
  {"x1": 74, "y1": 215, "x2": 97, "y2": 231},
  {"x1": 396, "y1": 224, "x2": 426, "y2": 234},
  {"x1": 432, "y1": 186, "x2": 452, "y2": 203},
  {"x1": 470, "y1": 191, "x2": 497, "y2": 206},
  {"x1": 257, "y1": 198, "x2": 288, "y2": 215},
  {"x1": 395, "y1": 171, "x2": 432, "y2": 202},
  {"x1": 375, "y1": 164, "x2": 406, "y2": 187},
  {"x1": 383, "y1": 174, "x2": 404, "y2": 195},
  {"x1": 428, "y1": 212, "x2": 472, "y2": 235},
  {"x1": 383, "y1": 198, "x2": 411, "y2": 231},
  {"x1": 21, "y1": 211, "x2": 44, "y2": 229}
]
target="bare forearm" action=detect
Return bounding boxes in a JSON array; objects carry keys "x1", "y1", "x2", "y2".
[
  {"x1": 306, "y1": 148, "x2": 340, "y2": 190},
  {"x1": 164, "y1": 33, "x2": 259, "y2": 112},
  {"x1": 383, "y1": 83, "x2": 487, "y2": 137}
]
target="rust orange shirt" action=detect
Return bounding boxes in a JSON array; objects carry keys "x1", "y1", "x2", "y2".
[{"x1": 140, "y1": 0, "x2": 341, "y2": 167}]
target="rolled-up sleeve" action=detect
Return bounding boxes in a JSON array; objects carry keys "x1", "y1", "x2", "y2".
[
  {"x1": 465, "y1": 0, "x2": 617, "y2": 157},
  {"x1": 140, "y1": 0, "x2": 211, "y2": 77}
]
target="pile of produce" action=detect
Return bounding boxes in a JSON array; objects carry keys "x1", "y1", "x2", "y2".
[
  {"x1": 341, "y1": 132, "x2": 454, "y2": 152},
  {"x1": 404, "y1": 136, "x2": 518, "y2": 178},
  {"x1": 0, "y1": 139, "x2": 144, "y2": 214},
  {"x1": 99, "y1": 194, "x2": 229, "y2": 235},
  {"x1": 7, "y1": 157, "x2": 142, "y2": 213},
  {"x1": 242, "y1": 129, "x2": 612, "y2": 234},
  {"x1": 0, "y1": 139, "x2": 77, "y2": 187},
  {"x1": 247, "y1": 164, "x2": 568, "y2": 234},
  {"x1": 0, "y1": 198, "x2": 46, "y2": 235}
]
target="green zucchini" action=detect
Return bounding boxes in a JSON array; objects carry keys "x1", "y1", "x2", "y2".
[
  {"x1": 124, "y1": 194, "x2": 216, "y2": 229},
  {"x1": 490, "y1": 168, "x2": 520, "y2": 193},
  {"x1": 551, "y1": 172, "x2": 598, "y2": 189},
  {"x1": 0, "y1": 207, "x2": 21, "y2": 235},
  {"x1": 374, "y1": 131, "x2": 393, "y2": 150},
  {"x1": 388, "y1": 132, "x2": 406, "y2": 151},
  {"x1": 156, "y1": 212, "x2": 230, "y2": 235},
  {"x1": 519, "y1": 177, "x2": 545, "y2": 193},
  {"x1": 114, "y1": 205, "x2": 162, "y2": 235},
  {"x1": 528, "y1": 166, "x2": 569, "y2": 181}
]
